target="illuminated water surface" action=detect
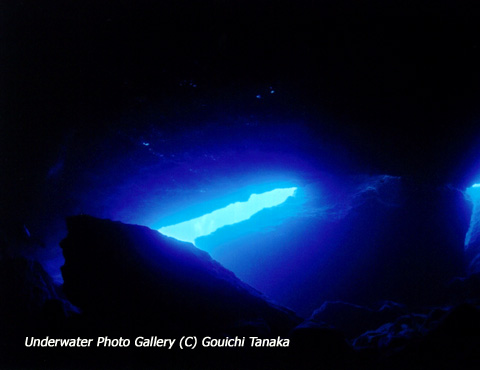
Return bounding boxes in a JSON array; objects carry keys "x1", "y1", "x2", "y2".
[{"x1": 158, "y1": 187, "x2": 297, "y2": 244}]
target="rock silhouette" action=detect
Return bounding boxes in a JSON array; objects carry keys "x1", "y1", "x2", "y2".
[{"x1": 60, "y1": 215, "x2": 301, "y2": 337}]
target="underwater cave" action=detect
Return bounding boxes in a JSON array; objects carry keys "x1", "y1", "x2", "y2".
[{"x1": 3, "y1": 2, "x2": 480, "y2": 369}]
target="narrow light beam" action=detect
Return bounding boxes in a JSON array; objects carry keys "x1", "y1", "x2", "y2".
[{"x1": 158, "y1": 187, "x2": 297, "y2": 244}]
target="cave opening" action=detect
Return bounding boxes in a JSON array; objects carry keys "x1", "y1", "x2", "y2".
[
  {"x1": 465, "y1": 184, "x2": 480, "y2": 247},
  {"x1": 158, "y1": 187, "x2": 298, "y2": 245}
]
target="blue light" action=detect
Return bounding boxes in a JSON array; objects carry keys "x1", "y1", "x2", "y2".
[
  {"x1": 466, "y1": 184, "x2": 480, "y2": 201},
  {"x1": 158, "y1": 187, "x2": 297, "y2": 244},
  {"x1": 465, "y1": 184, "x2": 480, "y2": 246}
]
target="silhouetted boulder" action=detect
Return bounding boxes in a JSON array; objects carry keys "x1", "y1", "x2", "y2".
[
  {"x1": 310, "y1": 300, "x2": 408, "y2": 339},
  {"x1": 60, "y1": 215, "x2": 301, "y2": 336},
  {"x1": 353, "y1": 313, "x2": 428, "y2": 351}
]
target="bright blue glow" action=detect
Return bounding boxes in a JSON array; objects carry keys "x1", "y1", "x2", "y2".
[
  {"x1": 466, "y1": 184, "x2": 480, "y2": 201},
  {"x1": 158, "y1": 187, "x2": 297, "y2": 244},
  {"x1": 465, "y1": 184, "x2": 480, "y2": 246}
]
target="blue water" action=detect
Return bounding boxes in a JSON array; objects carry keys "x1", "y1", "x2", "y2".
[
  {"x1": 465, "y1": 184, "x2": 480, "y2": 246},
  {"x1": 158, "y1": 187, "x2": 297, "y2": 244}
]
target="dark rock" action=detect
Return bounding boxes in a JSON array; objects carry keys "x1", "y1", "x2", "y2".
[
  {"x1": 421, "y1": 307, "x2": 450, "y2": 332},
  {"x1": 346, "y1": 304, "x2": 480, "y2": 369},
  {"x1": 446, "y1": 273, "x2": 480, "y2": 304},
  {"x1": 432, "y1": 303, "x2": 480, "y2": 336},
  {"x1": 353, "y1": 313, "x2": 427, "y2": 351},
  {"x1": 60, "y1": 215, "x2": 302, "y2": 336},
  {"x1": 352, "y1": 305, "x2": 462, "y2": 354},
  {"x1": 290, "y1": 322, "x2": 357, "y2": 369},
  {"x1": 0, "y1": 257, "x2": 58, "y2": 315},
  {"x1": 376, "y1": 304, "x2": 480, "y2": 370},
  {"x1": 0, "y1": 256, "x2": 73, "y2": 367},
  {"x1": 309, "y1": 300, "x2": 408, "y2": 339}
]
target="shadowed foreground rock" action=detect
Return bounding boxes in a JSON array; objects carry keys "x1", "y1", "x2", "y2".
[
  {"x1": 3, "y1": 215, "x2": 480, "y2": 369},
  {"x1": 57, "y1": 216, "x2": 359, "y2": 368},
  {"x1": 60, "y1": 215, "x2": 301, "y2": 336}
]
